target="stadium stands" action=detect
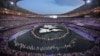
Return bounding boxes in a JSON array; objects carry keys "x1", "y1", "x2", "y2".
[{"x1": 0, "y1": 0, "x2": 100, "y2": 56}]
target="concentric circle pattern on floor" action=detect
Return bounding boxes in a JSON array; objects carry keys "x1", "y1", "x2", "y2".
[
  {"x1": 0, "y1": 0, "x2": 100, "y2": 56},
  {"x1": 32, "y1": 24, "x2": 69, "y2": 40},
  {"x1": 8, "y1": 23, "x2": 95, "y2": 53}
]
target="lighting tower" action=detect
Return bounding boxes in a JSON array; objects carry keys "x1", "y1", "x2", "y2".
[{"x1": 83, "y1": 0, "x2": 92, "y2": 5}]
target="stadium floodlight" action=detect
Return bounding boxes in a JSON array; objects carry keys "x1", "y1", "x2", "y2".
[
  {"x1": 10, "y1": 1, "x2": 14, "y2": 5},
  {"x1": 49, "y1": 15, "x2": 58, "y2": 19},
  {"x1": 86, "y1": 0, "x2": 92, "y2": 3},
  {"x1": 83, "y1": 0, "x2": 92, "y2": 4}
]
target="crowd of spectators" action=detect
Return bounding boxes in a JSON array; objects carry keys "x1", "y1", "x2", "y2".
[
  {"x1": 0, "y1": 37, "x2": 100, "y2": 56},
  {"x1": 0, "y1": 16, "x2": 100, "y2": 56}
]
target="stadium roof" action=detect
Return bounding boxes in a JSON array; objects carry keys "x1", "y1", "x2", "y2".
[{"x1": 0, "y1": 0, "x2": 100, "y2": 17}]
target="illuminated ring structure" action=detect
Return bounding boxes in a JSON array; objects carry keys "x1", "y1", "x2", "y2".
[{"x1": 31, "y1": 24, "x2": 69, "y2": 40}]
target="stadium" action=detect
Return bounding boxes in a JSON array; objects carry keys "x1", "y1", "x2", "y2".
[{"x1": 0, "y1": 0, "x2": 100, "y2": 56}]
